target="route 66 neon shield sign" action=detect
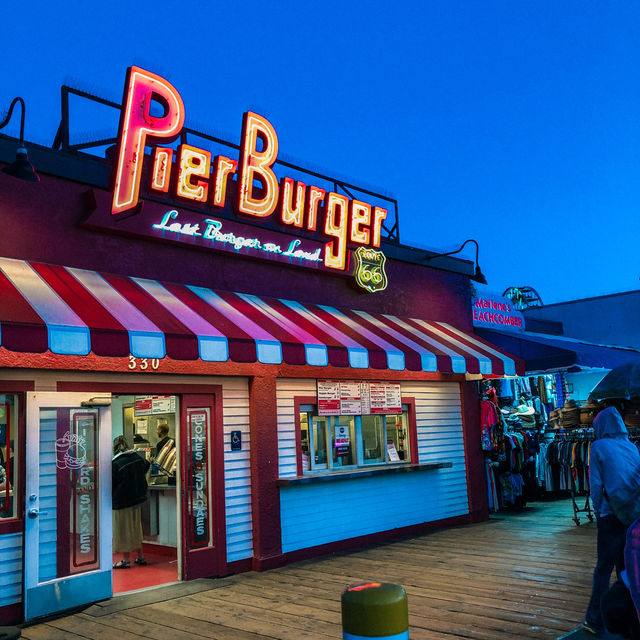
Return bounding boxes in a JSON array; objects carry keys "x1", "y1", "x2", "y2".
[{"x1": 353, "y1": 247, "x2": 388, "y2": 293}]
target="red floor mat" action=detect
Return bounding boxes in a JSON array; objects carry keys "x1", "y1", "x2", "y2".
[{"x1": 112, "y1": 548, "x2": 178, "y2": 593}]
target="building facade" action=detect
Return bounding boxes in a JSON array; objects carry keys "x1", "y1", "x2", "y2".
[
  {"x1": 523, "y1": 291, "x2": 640, "y2": 350},
  {"x1": 0, "y1": 67, "x2": 521, "y2": 624}
]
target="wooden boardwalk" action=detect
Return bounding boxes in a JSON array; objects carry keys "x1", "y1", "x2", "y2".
[{"x1": 21, "y1": 497, "x2": 599, "y2": 640}]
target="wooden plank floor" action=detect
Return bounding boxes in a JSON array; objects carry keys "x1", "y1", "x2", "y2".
[{"x1": 21, "y1": 497, "x2": 600, "y2": 639}]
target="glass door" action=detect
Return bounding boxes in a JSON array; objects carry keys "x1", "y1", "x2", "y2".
[{"x1": 24, "y1": 392, "x2": 112, "y2": 621}]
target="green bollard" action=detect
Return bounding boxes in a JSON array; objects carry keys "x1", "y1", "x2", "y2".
[{"x1": 341, "y1": 582, "x2": 409, "y2": 640}]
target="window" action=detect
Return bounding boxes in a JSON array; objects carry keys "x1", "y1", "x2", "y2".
[
  {"x1": 0, "y1": 394, "x2": 18, "y2": 520},
  {"x1": 300, "y1": 404, "x2": 411, "y2": 473}
]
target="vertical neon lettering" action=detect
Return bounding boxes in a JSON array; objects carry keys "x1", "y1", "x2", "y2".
[
  {"x1": 278, "y1": 177, "x2": 306, "y2": 227},
  {"x1": 324, "y1": 192, "x2": 349, "y2": 270},
  {"x1": 112, "y1": 66, "x2": 185, "y2": 214},
  {"x1": 349, "y1": 200, "x2": 371, "y2": 245},
  {"x1": 151, "y1": 147, "x2": 173, "y2": 192},
  {"x1": 305, "y1": 186, "x2": 325, "y2": 231},
  {"x1": 371, "y1": 207, "x2": 388, "y2": 248},
  {"x1": 212, "y1": 156, "x2": 237, "y2": 208},
  {"x1": 237, "y1": 112, "x2": 279, "y2": 217},
  {"x1": 177, "y1": 144, "x2": 211, "y2": 202}
]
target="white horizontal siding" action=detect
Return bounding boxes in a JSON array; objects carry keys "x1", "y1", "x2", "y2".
[
  {"x1": 38, "y1": 410, "x2": 58, "y2": 583},
  {"x1": 404, "y1": 380, "x2": 468, "y2": 516},
  {"x1": 276, "y1": 379, "x2": 315, "y2": 478},
  {"x1": 281, "y1": 470, "x2": 461, "y2": 553},
  {"x1": 0, "y1": 532, "x2": 22, "y2": 608},
  {"x1": 222, "y1": 378, "x2": 253, "y2": 563},
  {"x1": 277, "y1": 379, "x2": 469, "y2": 553}
]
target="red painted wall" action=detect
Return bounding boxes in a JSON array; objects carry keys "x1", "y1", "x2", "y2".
[
  {"x1": 460, "y1": 382, "x2": 488, "y2": 521},
  {"x1": 0, "y1": 151, "x2": 489, "y2": 591},
  {"x1": 0, "y1": 169, "x2": 472, "y2": 327},
  {"x1": 248, "y1": 376, "x2": 283, "y2": 570}
]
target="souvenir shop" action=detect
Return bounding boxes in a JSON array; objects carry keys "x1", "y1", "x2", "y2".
[
  {"x1": 480, "y1": 375, "x2": 556, "y2": 512},
  {"x1": 0, "y1": 67, "x2": 523, "y2": 624},
  {"x1": 474, "y1": 300, "x2": 640, "y2": 514}
]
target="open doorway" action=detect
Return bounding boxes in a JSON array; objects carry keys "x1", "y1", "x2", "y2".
[{"x1": 111, "y1": 395, "x2": 180, "y2": 593}]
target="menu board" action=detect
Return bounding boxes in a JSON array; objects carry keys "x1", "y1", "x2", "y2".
[
  {"x1": 317, "y1": 380, "x2": 341, "y2": 415},
  {"x1": 134, "y1": 395, "x2": 176, "y2": 416},
  {"x1": 317, "y1": 380, "x2": 401, "y2": 416},
  {"x1": 135, "y1": 418, "x2": 148, "y2": 435},
  {"x1": 387, "y1": 442, "x2": 400, "y2": 462},
  {"x1": 369, "y1": 383, "x2": 402, "y2": 415}
]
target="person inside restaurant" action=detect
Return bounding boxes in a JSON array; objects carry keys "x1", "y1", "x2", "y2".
[{"x1": 154, "y1": 423, "x2": 173, "y2": 458}]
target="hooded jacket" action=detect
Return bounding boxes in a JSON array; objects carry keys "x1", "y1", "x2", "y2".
[
  {"x1": 112, "y1": 450, "x2": 150, "y2": 510},
  {"x1": 590, "y1": 407, "x2": 640, "y2": 518}
]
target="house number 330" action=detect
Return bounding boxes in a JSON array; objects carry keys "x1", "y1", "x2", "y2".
[{"x1": 128, "y1": 356, "x2": 160, "y2": 370}]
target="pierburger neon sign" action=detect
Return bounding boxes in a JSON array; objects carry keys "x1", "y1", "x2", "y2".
[{"x1": 112, "y1": 67, "x2": 389, "y2": 278}]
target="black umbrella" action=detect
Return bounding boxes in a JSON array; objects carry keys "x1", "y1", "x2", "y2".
[{"x1": 591, "y1": 359, "x2": 640, "y2": 400}]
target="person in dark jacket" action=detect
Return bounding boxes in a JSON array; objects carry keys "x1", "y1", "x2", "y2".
[
  {"x1": 112, "y1": 435, "x2": 150, "y2": 568},
  {"x1": 600, "y1": 579, "x2": 640, "y2": 639},
  {"x1": 583, "y1": 407, "x2": 640, "y2": 635},
  {"x1": 601, "y1": 517, "x2": 640, "y2": 639}
]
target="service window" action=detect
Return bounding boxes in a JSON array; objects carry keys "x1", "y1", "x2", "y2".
[
  {"x1": 385, "y1": 412, "x2": 410, "y2": 462},
  {"x1": 300, "y1": 407, "x2": 330, "y2": 471},
  {"x1": 0, "y1": 394, "x2": 19, "y2": 520},
  {"x1": 299, "y1": 404, "x2": 411, "y2": 473},
  {"x1": 361, "y1": 415, "x2": 385, "y2": 464},
  {"x1": 332, "y1": 417, "x2": 356, "y2": 468}
]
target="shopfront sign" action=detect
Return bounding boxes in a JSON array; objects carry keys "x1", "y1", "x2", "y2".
[
  {"x1": 503, "y1": 286, "x2": 543, "y2": 310},
  {"x1": 387, "y1": 442, "x2": 400, "y2": 462},
  {"x1": 317, "y1": 379, "x2": 402, "y2": 416},
  {"x1": 472, "y1": 294, "x2": 525, "y2": 333},
  {"x1": 353, "y1": 247, "x2": 388, "y2": 293},
  {"x1": 334, "y1": 424, "x2": 351, "y2": 456},
  {"x1": 230, "y1": 430, "x2": 242, "y2": 452},
  {"x1": 134, "y1": 395, "x2": 176, "y2": 416},
  {"x1": 57, "y1": 413, "x2": 99, "y2": 571},
  {"x1": 84, "y1": 66, "x2": 389, "y2": 292},
  {"x1": 150, "y1": 208, "x2": 324, "y2": 266},
  {"x1": 187, "y1": 409, "x2": 210, "y2": 549}
]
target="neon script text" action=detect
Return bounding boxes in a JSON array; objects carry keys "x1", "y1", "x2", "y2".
[
  {"x1": 112, "y1": 66, "x2": 387, "y2": 271},
  {"x1": 153, "y1": 210, "x2": 322, "y2": 263}
]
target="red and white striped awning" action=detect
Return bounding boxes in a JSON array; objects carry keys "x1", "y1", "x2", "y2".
[{"x1": 0, "y1": 256, "x2": 522, "y2": 376}]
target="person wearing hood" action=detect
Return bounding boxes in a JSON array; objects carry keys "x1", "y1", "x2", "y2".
[{"x1": 583, "y1": 407, "x2": 640, "y2": 635}]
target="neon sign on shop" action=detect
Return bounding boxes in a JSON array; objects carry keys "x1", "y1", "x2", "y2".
[
  {"x1": 471, "y1": 296, "x2": 525, "y2": 332},
  {"x1": 112, "y1": 67, "x2": 388, "y2": 274},
  {"x1": 152, "y1": 210, "x2": 322, "y2": 263}
]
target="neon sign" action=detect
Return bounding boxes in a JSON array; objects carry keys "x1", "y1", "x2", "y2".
[
  {"x1": 502, "y1": 286, "x2": 543, "y2": 310},
  {"x1": 472, "y1": 295, "x2": 525, "y2": 332},
  {"x1": 112, "y1": 66, "x2": 388, "y2": 278},
  {"x1": 152, "y1": 210, "x2": 322, "y2": 263},
  {"x1": 113, "y1": 68, "x2": 185, "y2": 215},
  {"x1": 353, "y1": 247, "x2": 388, "y2": 293}
]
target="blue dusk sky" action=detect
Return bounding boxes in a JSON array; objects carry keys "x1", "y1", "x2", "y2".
[{"x1": 1, "y1": 1, "x2": 638, "y2": 304}]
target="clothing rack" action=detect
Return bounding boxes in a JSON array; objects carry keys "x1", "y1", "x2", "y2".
[
  {"x1": 572, "y1": 491, "x2": 594, "y2": 526},
  {"x1": 554, "y1": 427, "x2": 640, "y2": 525},
  {"x1": 549, "y1": 429, "x2": 595, "y2": 525},
  {"x1": 553, "y1": 428, "x2": 594, "y2": 440}
]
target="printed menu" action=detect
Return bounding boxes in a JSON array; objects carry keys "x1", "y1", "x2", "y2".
[
  {"x1": 134, "y1": 395, "x2": 176, "y2": 416},
  {"x1": 317, "y1": 380, "x2": 401, "y2": 416}
]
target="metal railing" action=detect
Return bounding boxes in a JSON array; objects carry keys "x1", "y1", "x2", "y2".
[{"x1": 52, "y1": 85, "x2": 400, "y2": 243}]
